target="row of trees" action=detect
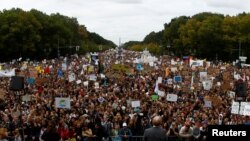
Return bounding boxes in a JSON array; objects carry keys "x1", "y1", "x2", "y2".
[
  {"x1": 0, "y1": 8, "x2": 116, "y2": 61},
  {"x1": 125, "y1": 12, "x2": 250, "y2": 62}
]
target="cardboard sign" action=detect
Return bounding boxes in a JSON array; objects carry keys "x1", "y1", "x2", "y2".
[
  {"x1": 55, "y1": 97, "x2": 71, "y2": 109},
  {"x1": 166, "y1": 94, "x2": 178, "y2": 102},
  {"x1": 171, "y1": 67, "x2": 177, "y2": 73},
  {"x1": 22, "y1": 94, "x2": 32, "y2": 102},
  {"x1": 131, "y1": 100, "x2": 140, "y2": 108}
]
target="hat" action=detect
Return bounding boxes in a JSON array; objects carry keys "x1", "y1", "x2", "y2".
[{"x1": 122, "y1": 122, "x2": 127, "y2": 127}]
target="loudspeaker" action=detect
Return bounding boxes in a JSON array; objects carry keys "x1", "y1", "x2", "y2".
[
  {"x1": 10, "y1": 76, "x2": 24, "y2": 91},
  {"x1": 236, "y1": 82, "x2": 247, "y2": 97}
]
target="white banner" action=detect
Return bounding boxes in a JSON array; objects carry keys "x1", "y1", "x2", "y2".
[
  {"x1": 0, "y1": 69, "x2": 15, "y2": 77},
  {"x1": 131, "y1": 100, "x2": 140, "y2": 108},
  {"x1": 55, "y1": 97, "x2": 71, "y2": 109},
  {"x1": 166, "y1": 94, "x2": 178, "y2": 102}
]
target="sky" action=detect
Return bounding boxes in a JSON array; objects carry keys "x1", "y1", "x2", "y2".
[{"x1": 0, "y1": 0, "x2": 250, "y2": 45}]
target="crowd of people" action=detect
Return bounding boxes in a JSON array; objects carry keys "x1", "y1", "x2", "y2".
[{"x1": 0, "y1": 49, "x2": 249, "y2": 141}]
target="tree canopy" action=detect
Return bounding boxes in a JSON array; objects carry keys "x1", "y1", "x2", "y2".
[
  {"x1": 0, "y1": 8, "x2": 116, "y2": 61},
  {"x1": 126, "y1": 12, "x2": 250, "y2": 63}
]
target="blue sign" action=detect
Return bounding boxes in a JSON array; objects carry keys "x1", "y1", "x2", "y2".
[
  {"x1": 136, "y1": 63, "x2": 143, "y2": 71},
  {"x1": 27, "y1": 77, "x2": 35, "y2": 85},
  {"x1": 174, "y1": 76, "x2": 182, "y2": 82}
]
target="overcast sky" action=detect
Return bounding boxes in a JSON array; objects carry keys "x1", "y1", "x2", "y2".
[{"x1": 0, "y1": 0, "x2": 250, "y2": 45}]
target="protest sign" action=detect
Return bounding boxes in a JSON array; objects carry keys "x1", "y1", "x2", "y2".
[
  {"x1": 68, "y1": 73, "x2": 76, "y2": 82},
  {"x1": 95, "y1": 82, "x2": 99, "y2": 89},
  {"x1": 231, "y1": 101, "x2": 239, "y2": 114},
  {"x1": 174, "y1": 76, "x2": 182, "y2": 83},
  {"x1": 203, "y1": 80, "x2": 212, "y2": 90},
  {"x1": 200, "y1": 72, "x2": 207, "y2": 81},
  {"x1": 22, "y1": 94, "x2": 32, "y2": 102},
  {"x1": 204, "y1": 100, "x2": 212, "y2": 108},
  {"x1": 151, "y1": 95, "x2": 158, "y2": 101},
  {"x1": 83, "y1": 81, "x2": 89, "y2": 86},
  {"x1": 171, "y1": 67, "x2": 177, "y2": 73},
  {"x1": 131, "y1": 100, "x2": 140, "y2": 108},
  {"x1": 89, "y1": 74, "x2": 97, "y2": 81},
  {"x1": 166, "y1": 94, "x2": 178, "y2": 102},
  {"x1": 55, "y1": 97, "x2": 71, "y2": 109},
  {"x1": 157, "y1": 90, "x2": 165, "y2": 97},
  {"x1": 76, "y1": 80, "x2": 82, "y2": 84},
  {"x1": 243, "y1": 105, "x2": 250, "y2": 116},
  {"x1": 228, "y1": 91, "x2": 235, "y2": 98}
]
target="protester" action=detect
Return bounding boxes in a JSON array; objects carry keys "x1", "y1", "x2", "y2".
[{"x1": 0, "y1": 49, "x2": 249, "y2": 141}]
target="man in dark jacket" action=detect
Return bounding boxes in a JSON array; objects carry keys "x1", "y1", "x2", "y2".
[{"x1": 143, "y1": 116, "x2": 167, "y2": 141}]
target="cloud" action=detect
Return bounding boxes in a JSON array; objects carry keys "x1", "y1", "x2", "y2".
[
  {"x1": 204, "y1": 0, "x2": 250, "y2": 9},
  {"x1": 94, "y1": 0, "x2": 143, "y2": 4},
  {"x1": 1, "y1": 0, "x2": 250, "y2": 45}
]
